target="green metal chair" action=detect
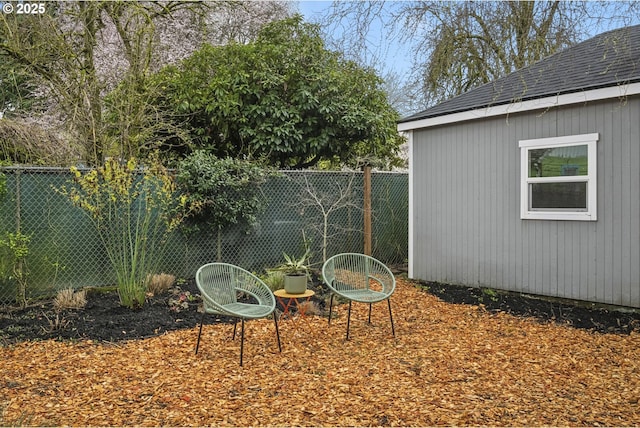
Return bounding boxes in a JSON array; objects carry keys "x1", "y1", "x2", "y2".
[
  {"x1": 322, "y1": 253, "x2": 396, "y2": 339},
  {"x1": 194, "y1": 263, "x2": 281, "y2": 366}
]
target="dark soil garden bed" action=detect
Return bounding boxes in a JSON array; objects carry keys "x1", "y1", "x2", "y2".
[
  {"x1": 421, "y1": 281, "x2": 640, "y2": 334},
  {"x1": 1, "y1": 274, "x2": 638, "y2": 345},
  {"x1": 0, "y1": 272, "x2": 333, "y2": 344}
]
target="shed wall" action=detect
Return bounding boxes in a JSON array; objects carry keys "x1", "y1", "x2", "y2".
[{"x1": 411, "y1": 97, "x2": 640, "y2": 307}]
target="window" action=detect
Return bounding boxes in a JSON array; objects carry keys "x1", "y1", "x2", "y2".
[{"x1": 519, "y1": 133, "x2": 598, "y2": 221}]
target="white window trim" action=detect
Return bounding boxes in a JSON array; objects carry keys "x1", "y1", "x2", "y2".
[{"x1": 519, "y1": 133, "x2": 598, "y2": 221}]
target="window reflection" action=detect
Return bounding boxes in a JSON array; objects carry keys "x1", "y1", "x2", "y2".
[{"x1": 528, "y1": 145, "x2": 588, "y2": 178}]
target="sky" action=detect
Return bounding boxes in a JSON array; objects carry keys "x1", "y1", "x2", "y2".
[
  {"x1": 296, "y1": 1, "x2": 331, "y2": 20},
  {"x1": 296, "y1": 1, "x2": 413, "y2": 77}
]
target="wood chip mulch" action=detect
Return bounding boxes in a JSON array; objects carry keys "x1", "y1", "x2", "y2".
[{"x1": 1, "y1": 277, "x2": 639, "y2": 426}]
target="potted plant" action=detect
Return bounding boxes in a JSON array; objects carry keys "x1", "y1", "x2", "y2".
[{"x1": 277, "y1": 248, "x2": 311, "y2": 294}]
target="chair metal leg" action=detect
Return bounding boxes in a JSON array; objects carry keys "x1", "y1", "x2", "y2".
[
  {"x1": 195, "y1": 311, "x2": 206, "y2": 354},
  {"x1": 328, "y1": 293, "x2": 335, "y2": 325},
  {"x1": 232, "y1": 318, "x2": 238, "y2": 340},
  {"x1": 274, "y1": 315, "x2": 282, "y2": 352},
  {"x1": 388, "y1": 298, "x2": 395, "y2": 337},
  {"x1": 368, "y1": 303, "x2": 372, "y2": 323},
  {"x1": 346, "y1": 300, "x2": 352, "y2": 340},
  {"x1": 239, "y1": 319, "x2": 245, "y2": 366}
]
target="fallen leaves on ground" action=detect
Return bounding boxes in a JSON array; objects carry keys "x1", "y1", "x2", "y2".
[{"x1": 1, "y1": 277, "x2": 639, "y2": 426}]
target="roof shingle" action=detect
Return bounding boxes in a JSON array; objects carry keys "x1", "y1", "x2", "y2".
[{"x1": 399, "y1": 25, "x2": 640, "y2": 124}]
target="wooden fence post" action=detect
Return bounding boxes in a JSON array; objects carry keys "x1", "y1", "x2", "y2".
[{"x1": 363, "y1": 164, "x2": 372, "y2": 256}]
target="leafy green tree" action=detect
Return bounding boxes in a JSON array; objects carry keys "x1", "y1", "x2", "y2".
[
  {"x1": 0, "y1": 1, "x2": 292, "y2": 166},
  {"x1": 176, "y1": 151, "x2": 273, "y2": 261},
  {"x1": 153, "y1": 15, "x2": 404, "y2": 168}
]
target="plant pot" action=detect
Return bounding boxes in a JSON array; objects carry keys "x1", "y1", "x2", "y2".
[{"x1": 284, "y1": 274, "x2": 307, "y2": 294}]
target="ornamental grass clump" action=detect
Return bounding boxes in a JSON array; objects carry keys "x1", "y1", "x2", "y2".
[
  {"x1": 53, "y1": 288, "x2": 87, "y2": 311},
  {"x1": 147, "y1": 272, "x2": 176, "y2": 296},
  {"x1": 58, "y1": 158, "x2": 185, "y2": 309}
]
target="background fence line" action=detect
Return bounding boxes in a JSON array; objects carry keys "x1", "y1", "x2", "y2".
[{"x1": 0, "y1": 167, "x2": 408, "y2": 304}]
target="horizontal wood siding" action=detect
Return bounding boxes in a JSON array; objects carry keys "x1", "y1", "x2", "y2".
[{"x1": 411, "y1": 97, "x2": 640, "y2": 308}]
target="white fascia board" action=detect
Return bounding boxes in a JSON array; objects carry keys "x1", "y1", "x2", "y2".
[
  {"x1": 397, "y1": 82, "x2": 640, "y2": 132},
  {"x1": 406, "y1": 130, "x2": 415, "y2": 279}
]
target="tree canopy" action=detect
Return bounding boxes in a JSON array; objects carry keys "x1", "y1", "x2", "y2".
[
  {"x1": 176, "y1": 151, "x2": 271, "y2": 233},
  {"x1": 152, "y1": 16, "x2": 404, "y2": 169},
  {"x1": 0, "y1": 1, "x2": 291, "y2": 166},
  {"x1": 323, "y1": 1, "x2": 640, "y2": 109}
]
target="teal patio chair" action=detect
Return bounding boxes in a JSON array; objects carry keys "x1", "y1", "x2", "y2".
[
  {"x1": 322, "y1": 253, "x2": 396, "y2": 339},
  {"x1": 195, "y1": 263, "x2": 281, "y2": 366}
]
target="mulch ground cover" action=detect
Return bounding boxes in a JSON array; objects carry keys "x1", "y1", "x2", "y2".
[{"x1": 1, "y1": 276, "x2": 640, "y2": 426}]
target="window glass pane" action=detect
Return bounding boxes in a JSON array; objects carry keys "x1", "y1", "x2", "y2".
[
  {"x1": 528, "y1": 145, "x2": 588, "y2": 178},
  {"x1": 530, "y1": 182, "x2": 587, "y2": 210}
]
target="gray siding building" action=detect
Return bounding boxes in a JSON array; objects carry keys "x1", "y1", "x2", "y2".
[{"x1": 398, "y1": 25, "x2": 640, "y2": 308}]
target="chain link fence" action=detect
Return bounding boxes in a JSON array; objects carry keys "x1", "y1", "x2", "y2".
[{"x1": 0, "y1": 167, "x2": 407, "y2": 305}]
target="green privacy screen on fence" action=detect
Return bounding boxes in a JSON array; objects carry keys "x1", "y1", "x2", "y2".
[{"x1": 0, "y1": 167, "x2": 408, "y2": 304}]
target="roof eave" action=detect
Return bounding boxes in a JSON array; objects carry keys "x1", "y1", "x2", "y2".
[{"x1": 397, "y1": 81, "x2": 640, "y2": 132}]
